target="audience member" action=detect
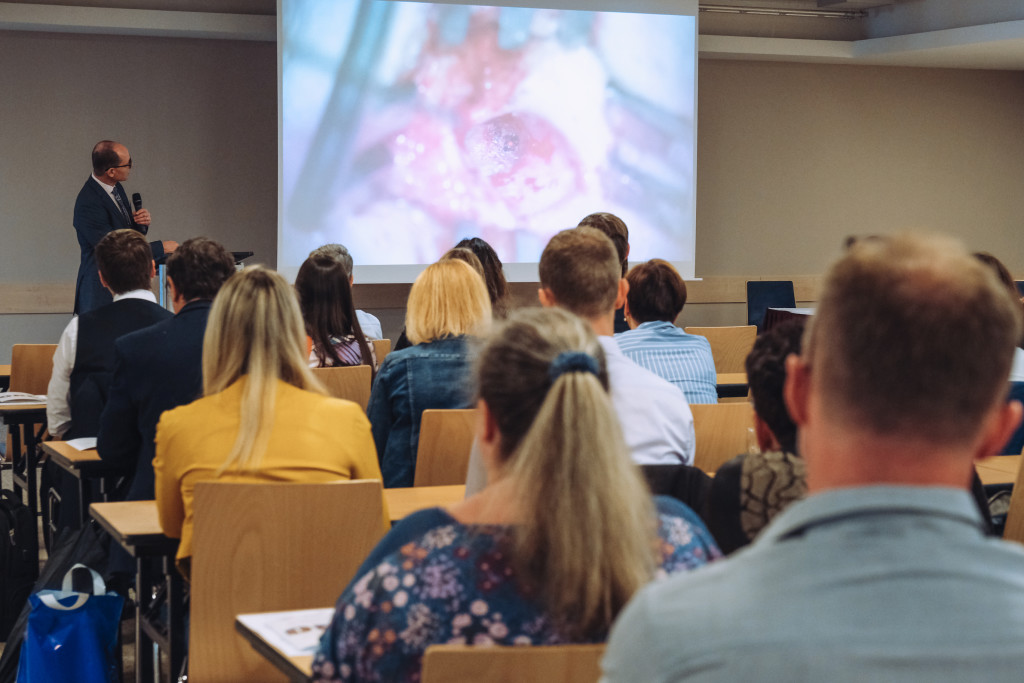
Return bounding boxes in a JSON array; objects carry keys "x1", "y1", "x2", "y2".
[
  {"x1": 367, "y1": 259, "x2": 491, "y2": 487},
  {"x1": 615, "y1": 259, "x2": 717, "y2": 404},
  {"x1": 603, "y1": 233, "x2": 1024, "y2": 681},
  {"x1": 455, "y1": 236, "x2": 511, "y2": 318},
  {"x1": 312, "y1": 308, "x2": 719, "y2": 682},
  {"x1": 578, "y1": 212, "x2": 630, "y2": 333},
  {"x1": 309, "y1": 243, "x2": 383, "y2": 339},
  {"x1": 973, "y1": 251, "x2": 1024, "y2": 381},
  {"x1": 704, "y1": 318, "x2": 806, "y2": 554},
  {"x1": 153, "y1": 266, "x2": 385, "y2": 572},
  {"x1": 296, "y1": 253, "x2": 376, "y2": 371}
]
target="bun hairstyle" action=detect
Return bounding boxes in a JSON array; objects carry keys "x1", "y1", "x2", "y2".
[{"x1": 475, "y1": 307, "x2": 657, "y2": 639}]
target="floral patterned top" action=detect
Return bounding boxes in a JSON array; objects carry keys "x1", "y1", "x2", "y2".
[{"x1": 312, "y1": 497, "x2": 720, "y2": 682}]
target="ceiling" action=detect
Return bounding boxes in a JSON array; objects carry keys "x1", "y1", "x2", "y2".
[{"x1": 1, "y1": 0, "x2": 1023, "y2": 70}]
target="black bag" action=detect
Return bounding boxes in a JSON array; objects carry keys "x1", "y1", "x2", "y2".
[
  {"x1": 0, "y1": 490, "x2": 37, "y2": 641},
  {"x1": 0, "y1": 522, "x2": 110, "y2": 683}
]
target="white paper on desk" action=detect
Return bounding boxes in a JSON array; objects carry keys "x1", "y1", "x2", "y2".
[
  {"x1": 0, "y1": 391, "x2": 46, "y2": 404},
  {"x1": 237, "y1": 608, "x2": 335, "y2": 656},
  {"x1": 66, "y1": 437, "x2": 98, "y2": 451}
]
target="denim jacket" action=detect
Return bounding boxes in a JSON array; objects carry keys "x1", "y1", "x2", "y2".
[{"x1": 367, "y1": 335, "x2": 474, "y2": 487}]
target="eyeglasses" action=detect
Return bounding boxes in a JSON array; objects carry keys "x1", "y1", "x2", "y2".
[{"x1": 110, "y1": 158, "x2": 133, "y2": 169}]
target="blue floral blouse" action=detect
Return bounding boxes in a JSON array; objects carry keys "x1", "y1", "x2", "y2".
[{"x1": 312, "y1": 497, "x2": 720, "y2": 682}]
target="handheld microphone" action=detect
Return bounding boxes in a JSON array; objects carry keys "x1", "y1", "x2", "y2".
[{"x1": 132, "y1": 192, "x2": 143, "y2": 212}]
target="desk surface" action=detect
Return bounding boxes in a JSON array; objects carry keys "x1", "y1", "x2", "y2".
[
  {"x1": 975, "y1": 454, "x2": 1021, "y2": 486},
  {"x1": 384, "y1": 485, "x2": 465, "y2": 522},
  {"x1": 236, "y1": 611, "x2": 320, "y2": 683},
  {"x1": 716, "y1": 372, "x2": 747, "y2": 386},
  {"x1": 89, "y1": 500, "x2": 178, "y2": 556},
  {"x1": 0, "y1": 403, "x2": 46, "y2": 418},
  {"x1": 0, "y1": 364, "x2": 10, "y2": 378}
]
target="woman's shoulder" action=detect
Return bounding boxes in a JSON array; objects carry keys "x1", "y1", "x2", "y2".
[{"x1": 652, "y1": 495, "x2": 722, "y2": 570}]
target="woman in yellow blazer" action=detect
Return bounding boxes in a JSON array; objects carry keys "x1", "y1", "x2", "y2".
[{"x1": 153, "y1": 265, "x2": 386, "y2": 570}]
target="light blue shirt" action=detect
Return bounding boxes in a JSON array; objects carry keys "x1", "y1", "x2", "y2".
[
  {"x1": 615, "y1": 321, "x2": 718, "y2": 405},
  {"x1": 355, "y1": 309, "x2": 382, "y2": 340},
  {"x1": 602, "y1": 486, "x2": 1024, "y2": 682}
]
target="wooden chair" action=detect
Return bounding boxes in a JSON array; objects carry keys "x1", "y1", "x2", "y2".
[
  {"x1": 372, "y1": 338, "x2": 392, "y2": 364},
  {"x1": 421, "y1": 644, "x2": 605, "y2": 683},
  {"x1": 690, "y1": 402, "x2": 754, "y2": 474},
  {"x1": 1002, "y1": 457, "x2": 1024, "y2": 545},
  {"x1": 190, "y1": 480, "x2": 388, "y2": 683},
  {"x1": 7, "y1": 343, "x2": 57, "y2": 458},
  {"x1": 414, "y1": 409, "x2": 477, "y2": 487},
  {"x1": 311, "y1": 365, "x2": 372, "y2": 412},
  {"x1": 683, "y1": 326, "x2": 756, "y2": 374}
]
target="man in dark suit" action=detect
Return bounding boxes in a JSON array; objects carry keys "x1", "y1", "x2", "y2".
[
  {"x1": 73, "y1": 140, "x2": 178, "y2": 314},
  {"x1": 97, "y1": 237, "x2": 236, "y2": 504}
]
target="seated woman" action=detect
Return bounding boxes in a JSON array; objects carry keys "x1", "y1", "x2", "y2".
[
  {"x1": 367, "y1": 259, "x2": 491, "y2": 487},
  {"x1": 312, "y1": 308, "x2": 720, "y2": 682},
  {"x1": 296, "y1": 253, "x2": 376, "y2": 371},
  {"x1": 614, "y1": 259, "x2": 718, "y2": 404},
  {"x1": 153, "y1": 266, "x2": 386, "y2": 572},
  {"x1": 455, "y1": 236, "x2": 511, "y2": 318}
]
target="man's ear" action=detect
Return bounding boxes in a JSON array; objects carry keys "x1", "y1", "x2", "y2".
[
  {"x1": 614, "y1": 278, "x2": 629, "y2": 310},
  {"x1": 783, "y1": 354, "x2": 811, "y2": 428},
  {"x1": 149, "y1": 260, "x2": 157, "y2": 279},
  {"x1": 98, "y1": 270, "x2": 109, "y2": 292},
  {"x1": 538, "y1": 287, "x2": 556, "y2": 308}
]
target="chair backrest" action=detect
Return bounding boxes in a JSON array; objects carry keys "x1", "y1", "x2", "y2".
[
  {"x1": 746, "y1": 280, "x2": 796, "y2": 331},
  {"x1": 691, "y1": 402, "x2": 754, "y2": 473},
  {"x1": 190, "y1": 480, "x2": 387, "y2": 682},
  {"x1": 10, "y1": 343, "x2": 57, "y2": 395},
  {"x1": 372, "y1": 338, "x2": 392, "y2": 364},
  {"x1": 683, "y1": 326, "x2": 756, "y2": 374},
  {"x1": 414, "y1": 409, "x2": 477, "y2": 487},
  {"x1": 311, "y1": 365, "x2": 372, "y2": 412},
  {"x1": 1002, "y1": 456, "x2": 1024, "y2": 545},
  {"x1": 421, "y1": 644, "x2": 605, "y2": 683}
]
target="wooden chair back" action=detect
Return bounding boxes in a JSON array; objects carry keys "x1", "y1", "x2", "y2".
[
  {"x1": 683, "y1": 326, "x2": 756, "y2": 374},
  {"x1": 414, "y1": 409, "x2": 477, "y2": 487},
  {"x1": 311, "y1": 365, "x2": 372, "y2": 412},
  {"x1": 7, "y1": 343, "x2": 56, "y2": 457},
  {"x1": 1002, "y1": 458, "x2": 1024, "y2": 545},
  {"x1": 421, "y1": 644, "x2": 605, "y2": 683},
  {"x1": 691, "y1": 402, "x2": 754, "y2": 474},
  {"x1": 190, "y1": 480, "x2": 387, "y2": 682},
  {"x1": 372, "y1": 338, "x2": 392, "y2": 364}
]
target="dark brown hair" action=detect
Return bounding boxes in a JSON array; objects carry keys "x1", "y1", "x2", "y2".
[
  {"x1": 295, "y1": 254, "x2": 373, "y2": 372},
  {"x1": 94, "y1": 229, "x2": 152, "y2": 295},
  {"x1": 625, "y1": 259, "x2": 687, "y2": 324},
  {"x1": 455, "y1": 237, "x2": 511, "y2": 318},
  {"x1": 166, "y1": 237, "x2": 235, "y2": 302},
  {"x1": 746, "y1": 318, "x2": 805, "y2": 454},
  {"x1": 578, "y1": 213, "x2": 629, "y2": 277}
]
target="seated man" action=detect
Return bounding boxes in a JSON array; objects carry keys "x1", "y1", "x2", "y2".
[
  {"x1": 603, "y1": 233, "x2": 1024, "y2": 681},
  {"x1": 47, "y1": 229, "x2": 171, "y2": 440},
  {"x1": 310, "y1": 243, "x2": 383, "y2": 339},
  {"x1": 616, "y1": 259, "x2": 718, "y2": 405},
  {"x1": 578, "y1": 212, "x2": 631, "y2": 333}
]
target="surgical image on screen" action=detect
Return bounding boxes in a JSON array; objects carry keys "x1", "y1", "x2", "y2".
[{"x1": 281, "y1": 0, "x2": 696, "y2": 276}]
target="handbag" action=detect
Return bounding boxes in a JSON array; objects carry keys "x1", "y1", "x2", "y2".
[{"x1": 15, "y1": 563, "x2": 124, "y2": 683}]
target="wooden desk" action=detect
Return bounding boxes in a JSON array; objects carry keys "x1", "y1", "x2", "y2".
[
  {"x1": 0, "y1": 402, "x2": 47, "y2": 563},
  {"x1": 975, "y1": 454, "x2": 1021, "y2": 486},
  {"x1": 41, "y1": 440, "x2": 128, "y2": 529},
  {"x1": 0, "y1": 364, "x2": 10, "y2": 391},
  {"x1": 716, "y1": 372, "x2": 748, "y2": 400},
  {"x1": 384, "y1": 485, "x2": 465, "y2": 523},
  {"x1": 235, "y1": 609, "x2": 326, "y2": 683},
  {"x1": 90, "y1": 501, "x2": 185, "y2": 683}
]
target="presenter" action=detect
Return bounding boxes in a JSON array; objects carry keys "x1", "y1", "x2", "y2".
[{"x1": 73, "y1": 140, "x2": 178, "y2": 314}]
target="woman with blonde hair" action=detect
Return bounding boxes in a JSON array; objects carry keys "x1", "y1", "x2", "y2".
[
  {"x1": 367, "y1": 258, "x2": 491, "y2": 487},
  {"x1": 153, "y1": 266, "x2": 385, "y2": 569},
  {"x1": 313, "y1": 307, "x2": 719, "y2": 682}
]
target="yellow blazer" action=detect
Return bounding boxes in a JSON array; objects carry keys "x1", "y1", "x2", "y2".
[{"x1": 154, "y1": 378, "x2": 386, "y2": 561}]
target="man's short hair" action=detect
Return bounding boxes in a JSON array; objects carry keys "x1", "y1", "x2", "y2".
[
  {"x1": 310, "y1": 243, "x2": 353, "y2": 279},
  {"x1": 625, "y1": 259, "x2": 687, "y2": 324},
  {"x1": 578, "y1": 212, "x2": 629, "y2": 277},
  {"x1": 166, "y1": 237, "x2": 236, "y2": 302},
  {"x1": 91, "y1": 140, "x2": 121, "y2": 175},
  {"x1": 540, "y1": 228, "x2": 621, "y2": 320},
  {"x1": 806, "y1": 233, "x2": 1023, "y2": 444},
  {"x1": 94, "y1": 229, "x2": 152, "y2": 295},
  {"x1": 747, "y1": 318, "x2": 805, "y2": 454}
]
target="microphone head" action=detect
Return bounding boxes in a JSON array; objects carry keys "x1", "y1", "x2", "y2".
[{"x1": 132, "y1": 192, "x2": 143, "y2": 211}]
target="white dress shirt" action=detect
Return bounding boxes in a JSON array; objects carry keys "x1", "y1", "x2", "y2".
[{"x1": 46, "y1": 289, "x2": 158, "y2": 438}]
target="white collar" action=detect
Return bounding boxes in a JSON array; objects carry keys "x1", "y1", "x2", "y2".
[{"x1": 112, "y1": 289, "x2": 158, "y2": 304}]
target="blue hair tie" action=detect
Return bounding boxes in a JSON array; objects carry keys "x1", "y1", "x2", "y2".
[{"x1": 548, "y1": 351, "x2": 600, "y2": 382}]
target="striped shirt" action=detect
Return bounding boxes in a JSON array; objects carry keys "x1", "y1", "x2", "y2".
[{"x1": 615, "y1": 321, "x2": 718, "y2": 405}]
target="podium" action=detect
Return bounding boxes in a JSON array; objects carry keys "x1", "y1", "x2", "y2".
[{"x1": 156, "y1": 250, "x2": 254, "y2": 310}]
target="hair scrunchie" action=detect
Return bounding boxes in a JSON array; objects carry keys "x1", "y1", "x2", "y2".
[{"x1": 548, "y1": 351, "x2": 600, "y2": 383}]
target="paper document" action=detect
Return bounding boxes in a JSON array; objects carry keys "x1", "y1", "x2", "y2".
[
  {"x1": 237, "y1": 608, "x2": 334, "y2": 656},
  {"x1": 66, "y1": 437, "x2": 98, "y2": 451},
  {"x1": 0, "y1": 391, "x2": 46, "y2": 404}
]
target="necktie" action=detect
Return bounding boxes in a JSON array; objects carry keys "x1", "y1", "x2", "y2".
[{"x1": 112, "y1": 189, "x2": 131, "y2": 225}]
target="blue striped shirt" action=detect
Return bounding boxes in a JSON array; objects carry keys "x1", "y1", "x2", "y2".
[{"x1": 615, "y1": 321, "x2": 718, "y2": 404}]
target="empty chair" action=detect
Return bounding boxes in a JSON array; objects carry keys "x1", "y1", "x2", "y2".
[
  {"x1": 371, "y1": 338, "x2": 392, "y2": 363},
  {"x1": 421, "y1": 644, "x2": 605, "y2": 683},
  {"x1": 413, "y1": 408, "x2": 477, "y2": 486},
  {"x1": 746, "y1": 280, "x2": 795, "y2": 332},
  {"x1": 7, "y1": 343, "x2": 56, "y2": 457},
  {"x1": 683, "y1": 326, "x2": 756, "y2": 375},
  {"x1": 189, "y1": 480, "x2": 388, "y2": 682},
  {"x1": 311, "y1": 365, "x2": 372, "y2": 412},
  {"x1": 690, "y1": 402, "x2": 754, "y2": 474}
]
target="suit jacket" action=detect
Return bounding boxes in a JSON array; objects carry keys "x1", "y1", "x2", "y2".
[
  {"x1": 97, "y1": 300, "x2": 212, "y2": 503},
  {"x1": 73, "y1": 176, "x2": 165, "y2": 315}
]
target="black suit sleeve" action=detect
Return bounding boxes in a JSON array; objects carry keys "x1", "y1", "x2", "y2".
[{"x1": 97, "y1": 342, "x2": 141, "y2": 473}]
